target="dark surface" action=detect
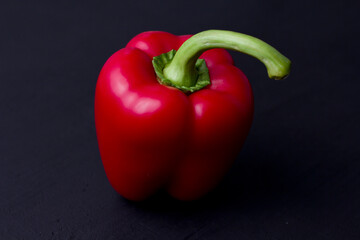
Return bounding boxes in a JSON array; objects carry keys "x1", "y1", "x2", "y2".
[{"x1": 1, "y1": 0, "x2": 359, "y2": 239}]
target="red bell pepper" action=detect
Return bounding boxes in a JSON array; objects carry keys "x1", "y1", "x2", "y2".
[{"x1": 95, "y1": 30, "x2": 290, "y2": 201}]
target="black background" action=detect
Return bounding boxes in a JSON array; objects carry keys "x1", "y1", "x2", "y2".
[{"x1": 1, "y1": 0, "x2": 359, "y2": 239}]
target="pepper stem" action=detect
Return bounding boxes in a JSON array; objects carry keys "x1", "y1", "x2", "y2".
[{"x1": 163, "y1": 30, "x2": 291, "y2": 88}]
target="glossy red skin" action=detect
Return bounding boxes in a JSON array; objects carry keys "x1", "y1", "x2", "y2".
[{"x1": 95, "y1": 31, "x2": 254, "y2": 201}]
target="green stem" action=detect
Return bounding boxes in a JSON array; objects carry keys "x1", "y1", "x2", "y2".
[{"x1": 163, "y1": 30, "x2": 291, "y2": 88}]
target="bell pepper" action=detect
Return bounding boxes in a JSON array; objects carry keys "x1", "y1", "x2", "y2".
[{"x1": 95, "y1": 30, "x2": 290, "y2": 201}]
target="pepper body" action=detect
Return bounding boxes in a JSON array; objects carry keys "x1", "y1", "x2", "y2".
[{"x1": 95, "y1": 32, "x2": 254, "y2": 201}]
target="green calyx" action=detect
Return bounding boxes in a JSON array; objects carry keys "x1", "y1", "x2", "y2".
[
  {"x1": 152, "y1": 50, "x2": 210, "y2": 93},
  {"x1": 153, "y1": 30, "x2": 291, "y2": 93}
]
